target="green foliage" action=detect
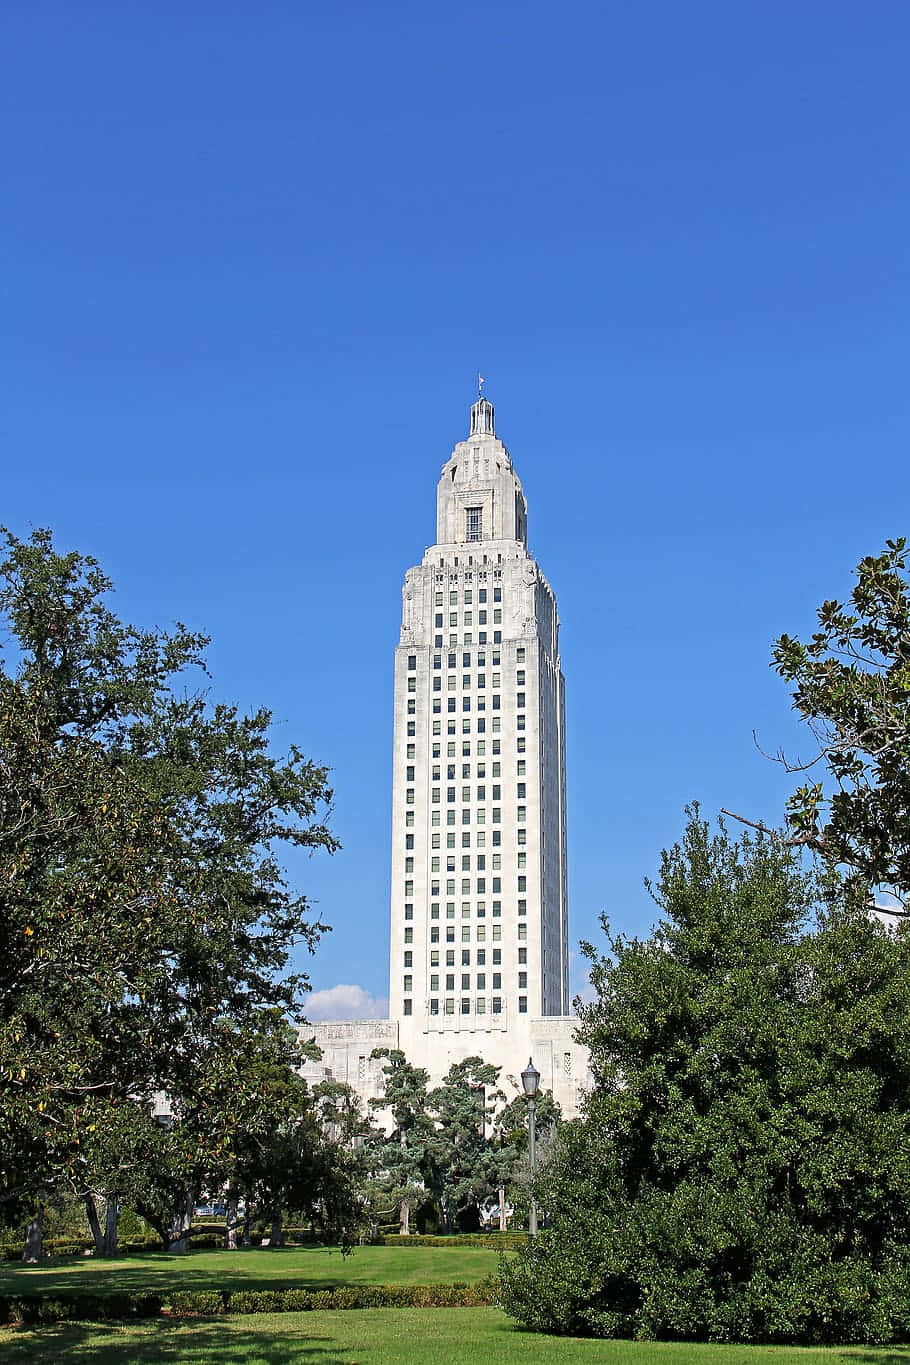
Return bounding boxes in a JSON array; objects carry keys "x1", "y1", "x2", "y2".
[
  {"x1": 426, "y1": 1057, "x2": 511, "y2": 1230},
  {"x1": 0, "y1": 528, "x2": 338, "y2": 1243},
  {"x1": 0, "y1": 1289, "x2": 164, "y2": 1324},
  {"x1": 773, "y1": 538, "x2": 910, "y2": 899},
  {"x1": 0, "y1": 1279, "x2": 495, "y2": 1324},
  {"x1": 367, "y1": 1049, "x2": 436, "y2": 1233},
  {"x1": 499, "y1": 812, "x2": 910, "y2": 1343},
  {"x1": 378, "y1": 1232, "x2": 528, "y2": 1248},
  {"x1": 368, "y1": 1050, "x2": 544, "y2": 1233}
]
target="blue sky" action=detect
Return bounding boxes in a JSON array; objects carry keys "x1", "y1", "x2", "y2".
[{"x1": 3, "y1": 2, "x2": 909, "y2": 1016}]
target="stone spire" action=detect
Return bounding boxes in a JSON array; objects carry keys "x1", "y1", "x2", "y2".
[{"x1": 470, "y1": 395, "x2": 495, "y2": 437}]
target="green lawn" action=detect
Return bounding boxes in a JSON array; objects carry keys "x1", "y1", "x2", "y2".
[
  {"x1": 2, "y1": 1309, "x2": 910, "y2": 1364},
  {"x1": 0, "y1": 1244, "x2": 500, "y2": 1296}
]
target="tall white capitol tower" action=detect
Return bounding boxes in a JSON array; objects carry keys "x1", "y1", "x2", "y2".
[{"x1": 303, "y1": 393, "x2": 589, "y2": 1116}]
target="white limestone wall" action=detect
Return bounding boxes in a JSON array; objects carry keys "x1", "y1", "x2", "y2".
[{"x1": 300, "y1": 1015, "x2": 591, "y2": 1121}]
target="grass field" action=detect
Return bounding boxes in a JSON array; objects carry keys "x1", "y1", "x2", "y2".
[
  {"x1": 0, "y1": 1244, "x2": 500, "y2": 1295},
  {"x1": 3, "y1": 1309, "x2": 910, "y2": 1364}
]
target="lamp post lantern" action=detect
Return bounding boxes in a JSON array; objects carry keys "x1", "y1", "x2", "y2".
[{"x1": 521, "y1": 1058, "x2": 540, "y2": 1237}]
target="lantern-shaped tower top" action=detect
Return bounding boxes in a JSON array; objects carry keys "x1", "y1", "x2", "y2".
[{"x1": 470, "y1": 395, "x2": 495, "y2": 437}]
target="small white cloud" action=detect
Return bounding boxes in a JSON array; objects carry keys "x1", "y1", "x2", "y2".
[
  {"x1": 304, "y1": 983, "x2": 389, "y2": 1022},
  {"x1": 574, "y1": 977, "x2": 597, "y2": 1006},
  {"x1": 569, "y1": 950, "x2": 597, "y2": 1007}
]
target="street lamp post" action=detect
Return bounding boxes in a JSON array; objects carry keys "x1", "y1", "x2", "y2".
[{"x1": 521, "y1": 1057, "x2": 540, "y2": 1237}]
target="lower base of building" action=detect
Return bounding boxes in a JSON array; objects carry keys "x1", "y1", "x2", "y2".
[{"x1": 298, "y1": 1015, "x2": 590, "y2": 1120}]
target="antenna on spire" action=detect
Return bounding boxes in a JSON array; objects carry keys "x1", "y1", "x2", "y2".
[{"x1": 469, "y1": 375, "x2": 495, "y2": 437}]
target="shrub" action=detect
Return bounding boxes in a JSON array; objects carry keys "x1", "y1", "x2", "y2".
[
  {"x1": 0, "y1": 1291, "x2": 164, "y2": 1325},
  {"x1": 166, "y1": 1290, "x2": 226, "y2": 1316},
  {"x1": 229, "y1": 1289, "x2": 294, "y2": 1314},
  {"x1": 378, "y1": 1232, "x2": 526, "y2": 1249},
  {"x1": 0, "y1": 1279, "x2": 495, "y2": 1325}
]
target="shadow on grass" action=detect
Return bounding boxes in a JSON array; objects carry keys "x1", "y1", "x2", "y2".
[
  {"x1": 0, "y1": 1245, "x2": 498, "y2": 1297},
  {"x1": 0, "y1": 1251, "x2": 368, "y2": 1296},
  {"x1": 1, "y1": 1319, "x2": 341, "y2": 1363},
  {"x1": 836, "y1": 1355, "x2": 910, "y2": 1364}
]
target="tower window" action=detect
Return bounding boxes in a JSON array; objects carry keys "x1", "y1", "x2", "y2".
[{"x1": 466, "y1": 507, "x2": 483, "y2": 541}]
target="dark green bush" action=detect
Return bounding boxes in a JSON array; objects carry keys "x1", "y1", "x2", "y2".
[
  {"x1": 378, "y1": 1232, "x2": 526, "y2": 1249},
  {"x1": 0, "y1": 1280, "x2": 494, "y2": 1324},
  {"x1": 166, "y1": 1290, "x2": 226, "y2": 1316},
  {"x1": 499, "y1": 817, "x2": 910, "y2": 1345},
  {"x1": 0, "y1": 1291, "x2": 164, "y2": 1325}
]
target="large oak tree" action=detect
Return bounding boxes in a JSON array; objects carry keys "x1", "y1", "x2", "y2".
[{"x1": 0, "y1": 529, "x2": 337, "y2": 1252}]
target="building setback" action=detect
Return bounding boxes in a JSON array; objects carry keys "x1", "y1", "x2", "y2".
[{"x1": 302, "y1": 394, "x2": 589, "y2": 1117}]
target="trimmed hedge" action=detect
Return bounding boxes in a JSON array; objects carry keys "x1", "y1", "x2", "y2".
[
  {"x1": 378, "y1": 1232, "x2": 527, "y2": 1250},
  {"x1": 0, "y1": 1292, "x2": 165, "y2": 1325},
  {"x1": 0, "y1": 1237, "x2": 158, "y2": 1263},
  {"x1": 0, "y1": 1279, "x2": 496, "y2": 1324}
]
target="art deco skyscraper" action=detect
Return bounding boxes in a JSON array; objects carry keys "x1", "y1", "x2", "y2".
[{"x1": 389, "y1": 394, "x2": 569, "y2": 1043}]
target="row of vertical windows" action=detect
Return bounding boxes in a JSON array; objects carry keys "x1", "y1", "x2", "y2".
[
  {"x1": 422, "y1": 997, "x2": 527, "y2": 1016},
  {"x1": 437, "y1": 697, "x2": 501, "y2": 712},
  {"x1": 434, "y1": 741, "x2": 500, "y2": 758},
  {"x1": 436, "y1": 676, "x2": 502, "y2": 692},
  {"x1": 432, "y1": 787, "x2": 503, "y2": 803},
  {"x1": 435, "y1": 587, "x2": 501, "y2": 606},
  {"x1": 435, "y1": 652, "x2": 501, "y2": 669},
  {"x1": 430, "y1": 854, "x2": 501, "y2": 870},
  {"x1": 431, "y1": 766, "x2": 501, "y2": 781},
  {"x1": 429, "y1": 923, "x2": 503, "y2": 941},
  {"x1": 432, "y1": 948, "x2": 498, "y2": 965},
  {"x1": 430, "y1": 998, "x2": 502, "y2": 1015},
  {"x1": 430, "y1": 973, "x2": 501, "y2": 991},
  {"x1": 407, "y1": 946, "x2": 524, "y2": 971},
  {"x1": 433, "y1": 610, "x2": 501, "y2": 627},
  {"x1": 436, "y1": 632, "x2": 502, "y2": 647},
  {"x1": 407, "y1": 633, "x2": 519, "y2": 672}
]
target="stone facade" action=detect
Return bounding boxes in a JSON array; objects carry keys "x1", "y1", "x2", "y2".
[{"x1": 302, "y1": 395, "x2": 590, "y2": 1118}]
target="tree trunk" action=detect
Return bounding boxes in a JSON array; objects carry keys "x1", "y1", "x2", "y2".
[
  {"x1": 22, "y1": 1208, "x2": 44, "y2": 1263},
  {"x1": 242, "y1": 1203, "x2": 251, "y2": 1247},
  {"x1": 166, "y1": 1190, "x2": 195, "y2": 1253},
  {"x1": 498, "y1": 1185, "x2": 507, "y2": 1233},
  {"x1": 269, "y1": 1212, "x2": 284, "y2": 1248},
  {"x1": 400, "y1": 1198, "x2": 410, "y2": 1236},
  {"x1": 225, "y1": 1198, "x2": 239, "y2": 1250},
  {"x1": 84, "y1": 1194, "x2": 104, "y2": 1253},
  {"x1": 103, "y1": 1197, "x2": 119, "y2": 1257}
]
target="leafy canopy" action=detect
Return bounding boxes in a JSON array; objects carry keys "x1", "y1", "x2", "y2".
[
  {"x1": 774, "y1": 537, "x2": 910, "y2": 901},
  {"x1": 0, "y1": 527, "x2": 337, "y2": 1220},
  {"x1": 500, "y1": 812, "x2": 910, "y2": 1343}
]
